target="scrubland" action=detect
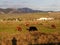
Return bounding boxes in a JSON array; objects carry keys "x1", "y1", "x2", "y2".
[{"x1": 0, "y1": 12, "x2": 60, "y2": 45}]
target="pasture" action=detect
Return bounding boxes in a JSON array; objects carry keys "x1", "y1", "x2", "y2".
[{"x1": 0, "y1": 12, "x2": 60, "y2": 45}]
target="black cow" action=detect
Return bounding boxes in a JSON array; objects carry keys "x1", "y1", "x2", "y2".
[{"x1": 27, "y1": 26, "x2": 38, "y2": 31}]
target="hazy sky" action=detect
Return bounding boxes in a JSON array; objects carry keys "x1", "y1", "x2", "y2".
[{"x1": 0, "y1": 0, "x2": 60, "y2": 11}]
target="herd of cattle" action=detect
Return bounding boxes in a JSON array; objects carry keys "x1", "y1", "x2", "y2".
[
  {"x1": 0, "y1": 18, "x2": 58, "y2": 45},
  {"x1": 0, "y1": 17, "x2": 54, "y2": 22},
  {"x1": 16, "y1": 23, "x2": 56, "y2": 32},
  {"x1": 0, "y1": 17, "x2": 56, "y2": 32}
]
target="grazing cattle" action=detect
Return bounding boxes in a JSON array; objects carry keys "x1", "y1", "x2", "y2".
[
  {"x1": 33, "y1": 21, "x2": 38, "y2": 25},
  {"x1": 16, "y1": 26, "x2": 22, "y2": 31},
  {"x1": 25, "y1": 23, "x2": 30, "y2": 27},
  {"x1": 51, "y1": 24, "x2": 56, "y2": 28},
  {"x1": 25, "y1": 22, "x2": 30, "y2": 27},
  {"x1": 27, "y1": 26, "x2": 38, "y2": 31},
  {"x1": 37, "y1": 17, "x2": 54, "y2": 21}
]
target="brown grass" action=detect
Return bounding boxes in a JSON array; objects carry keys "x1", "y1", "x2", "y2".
[{"x1": 0, "y1": 31, "x2": 60, "y2": 45}]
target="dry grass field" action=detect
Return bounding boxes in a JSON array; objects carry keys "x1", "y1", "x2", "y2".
[{"x1": 0, "y1": 12, "x2": 60, "y2": 45}]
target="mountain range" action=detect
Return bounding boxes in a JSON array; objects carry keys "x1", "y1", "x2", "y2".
[{"x1": 0, "y1": 8, "x2": 53, "y2": 14}]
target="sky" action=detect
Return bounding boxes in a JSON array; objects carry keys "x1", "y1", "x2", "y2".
[{"x1": 0, "y1": 0, "x2": 60, "y2": 11}]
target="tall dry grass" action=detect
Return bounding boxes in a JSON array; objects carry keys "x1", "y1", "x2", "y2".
[{"x1": 0, "y1": 31, "x2": 60, "y2": 45}]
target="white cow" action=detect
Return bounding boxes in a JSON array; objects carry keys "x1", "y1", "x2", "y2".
[
  {"x1": 48, "y1": 18, "x2": 54, "y2": 20},
  {"x1": 37, "y1": 17, "x2": 54, "y2": 21},
  {"x1": 37, "y1": 18, "x2": 47, "y2": 20}
]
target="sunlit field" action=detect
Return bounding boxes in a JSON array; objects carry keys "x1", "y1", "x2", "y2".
[{"x1": 0, "y1": 12, "x2": 60, "y2": 45}]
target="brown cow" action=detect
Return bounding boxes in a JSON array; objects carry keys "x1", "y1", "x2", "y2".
[
  {"x1": 16, "y1": 25, "x2": 22, "y2": 31},
  {"x1": 25, "y1": 23, "x2": 29, "y2": 27},
  {"x1": 51, "y1": 24, "x2": 56, "y2": 28},
  {"x1": 25, "y1": 22, "x2": 30, "y2": 27}
]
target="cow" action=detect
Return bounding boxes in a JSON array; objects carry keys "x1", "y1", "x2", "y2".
[
  {"x1": 24, "y1": 21, "x2": 30, "y2": 26},
  {"x1": 16, "y1": 25, "x2": 22, "y2": 31},
  {"x1": 25, "y1": 23, "x2": 30, "y2": 27},
  {"x1": 27, "y1": 26, "x2": 38, "y2": 31},
  {"x1": 51, "y1": 24, "x2": 56, "y2": 28}
]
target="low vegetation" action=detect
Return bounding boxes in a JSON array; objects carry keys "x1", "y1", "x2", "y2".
[{"x1": 0, "y1": 12, "x2": 60, "y2": 45}]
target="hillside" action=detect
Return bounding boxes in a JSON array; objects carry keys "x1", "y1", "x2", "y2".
[{"x1": 0, "y1": 8, "x2": 49, "y2": 14}]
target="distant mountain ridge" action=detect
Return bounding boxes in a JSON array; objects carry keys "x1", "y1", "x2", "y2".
[{"x1": 0, "y1": 8, "x2": 53, "y2": 14}]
